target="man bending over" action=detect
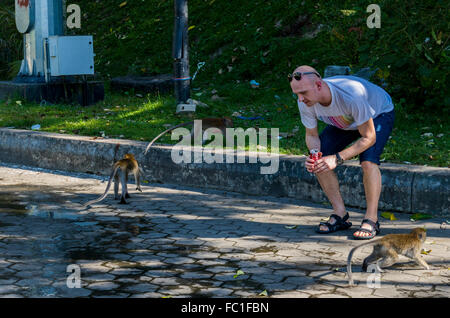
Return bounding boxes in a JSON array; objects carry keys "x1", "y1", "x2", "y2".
[{"x1": 289, "y1": 65, "x2": 395, "y2": 239}]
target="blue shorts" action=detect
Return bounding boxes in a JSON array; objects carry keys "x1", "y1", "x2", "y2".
[{"x1": 319, "y1": 110, "x2": 395, "y2": 165}]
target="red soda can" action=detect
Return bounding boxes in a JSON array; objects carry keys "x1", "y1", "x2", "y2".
[{"x1": 309, "y1": 149, "x2": 321, "y2": 161}]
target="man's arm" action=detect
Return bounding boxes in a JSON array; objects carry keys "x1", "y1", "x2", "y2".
[
  {"x1": 338, "y1": 118, "x2": 376, "y2": 161},
  {"x1": 313, "y1": 118, "x2": 376, "y2": 174},
  {"x1": 305, "y1": 126, "x2": 321, "y2": 151}
]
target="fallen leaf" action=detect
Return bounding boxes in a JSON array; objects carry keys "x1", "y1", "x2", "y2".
[
  {"x1": 421, "y1": 249, "x2": 432, "y2": 255},
  {"x1": 381, "y1": 212, "x2": 397, "y2": 221},
  {"x1": 258, "y1": 290, "x2": 268, "y2": 297},
  {"x1": 233, "y1": 270, "x2": 245, "y2": 279},
  {"x1": 285, "y1": 225, "x2": 298, "y2": 229},
  {"x1": 340, "y1": 9, "x2": 356, "y2": 16},
  {"x1": 410, "y1": 213, "x2": 433, "y2": 221}
]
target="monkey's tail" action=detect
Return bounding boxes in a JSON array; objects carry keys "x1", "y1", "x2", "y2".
[
  {"x1": 143, "y1": 122, "x2": 193, "y2": 155},
  {"x1": 346, "y1": 240, "x2": 378, "y2": 286},
  {"x1": 84, "y1": 165, "x2": 119, "y2": 207},
  {"x1": 347, "y1": 245, "x2": 359, "y2": 286}
]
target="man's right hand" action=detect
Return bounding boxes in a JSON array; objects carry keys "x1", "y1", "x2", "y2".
[{"x1": 305, "y1": 157, "x2": 316, "y2": 173}]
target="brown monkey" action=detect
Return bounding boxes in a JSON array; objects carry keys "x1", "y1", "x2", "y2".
[
  {"x1": 143, "y1": 117, "x2": 233, "y2": 155},
  {"x1": 347, "y1": 228, "x2": 429, "y2": 285},
  {"x1": 84, "y1": 153, "x2": 143, "y2": 207}
]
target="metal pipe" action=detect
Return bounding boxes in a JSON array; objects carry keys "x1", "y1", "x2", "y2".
[{"x1": 173, "y1": 0, "x2": 190, "y2": 105}]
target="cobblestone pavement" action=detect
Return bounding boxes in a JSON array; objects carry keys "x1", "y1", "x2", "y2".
[{"x1": 0, "y1": 163, "x2": 448, "y2": 298}]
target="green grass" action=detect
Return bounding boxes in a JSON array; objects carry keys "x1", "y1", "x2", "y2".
[{"x1": 0, "y1": 83, "x2": 448, "y2": 168}]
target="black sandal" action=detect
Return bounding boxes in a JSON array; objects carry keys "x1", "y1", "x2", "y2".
[
  {"x1": 315, "y1": 213, "x2": 352, "y2": 234},
  {"x1": 353, "y1": 219, "x2": 380, "y2": 240}
]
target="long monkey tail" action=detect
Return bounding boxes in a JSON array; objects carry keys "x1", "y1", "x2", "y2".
[
  {"x1": 347, "y1": 240, "x2": 379, "y2": 286},
  {"x1": 143, "y1": 121, "x2": 193, "y2": 155},
  {"x1": 84, "y1": 164, "x2": 120, "y2": 207}
]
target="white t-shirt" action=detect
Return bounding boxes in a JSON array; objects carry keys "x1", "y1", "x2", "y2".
[{"x1": 298, "y1": 75, "x2": 394, "y2": 130}]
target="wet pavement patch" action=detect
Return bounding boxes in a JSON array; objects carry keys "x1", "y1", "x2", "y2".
[{"x1": 0, "y1": 194, "x2": 28, "y2": 214}]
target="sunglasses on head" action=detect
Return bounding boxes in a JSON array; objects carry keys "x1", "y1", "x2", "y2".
[{"x1": 288, "y1": 71, "x2": 321, "y2": 82}]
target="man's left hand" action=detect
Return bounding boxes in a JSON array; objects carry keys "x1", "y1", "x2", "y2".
[{"x1": 312, "y1": 155, "x2": 337, "y2": 174}]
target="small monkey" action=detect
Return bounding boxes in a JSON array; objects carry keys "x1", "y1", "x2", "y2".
[
  {"x1": 347, "y1": 228, "x2": 429, "y2": 286},
  {"x1": 84, "y1": 153, "x2": 143, "y2": 207},
  {"x1": 143, "y1": 117, "x2": 233, "y2": 155}
]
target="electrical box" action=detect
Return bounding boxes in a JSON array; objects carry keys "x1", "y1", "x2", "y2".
[{"x1": 48, "y1": 36, "x2": 95, "y2": 76}]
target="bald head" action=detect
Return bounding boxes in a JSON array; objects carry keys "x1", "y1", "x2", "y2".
[
  {"x1": 290, "y1": 65, "x2": 330, "y2": 107},
  {"x1": 293, "y1": 65, "x2": 319, "y2": 73},
  {"x1": 292, "y1": 65, "x2": 321, "y2": 84}
]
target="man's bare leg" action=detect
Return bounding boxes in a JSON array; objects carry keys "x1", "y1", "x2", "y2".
[
  {"x1": 316, "y1": 170, "x2": 348, "y2": 231},
  {"x1": 353, "y1": 161, "x2": 381, "y2": 238}
]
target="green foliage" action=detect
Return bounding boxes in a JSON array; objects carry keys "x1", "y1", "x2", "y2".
[{"x1": 0, "y1": 3, "x2": 22, "y2": 80}]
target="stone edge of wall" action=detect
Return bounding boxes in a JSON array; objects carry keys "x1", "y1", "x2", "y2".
[{"x1": 0, "y1": 128, "x2": 448, "y2": 216}]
